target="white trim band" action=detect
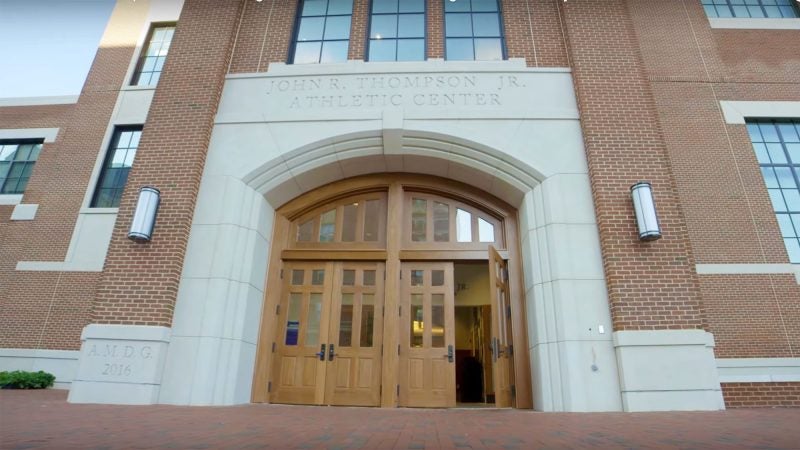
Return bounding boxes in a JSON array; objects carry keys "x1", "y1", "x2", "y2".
[
  {"x1": 696, "y1": 263, "x2": 800, "y2": 283},
  {"x1": 709, "y1": 18, "x2": 800, "y2": 30},
  {"x1": 717, "y1": 358, "x2": 800, "y2": 383},
  {"x1": 720, "y1": 101, "x2": 800, "y2": 124},
  {"x1": 16, "y1": 261, "x2": 104, "y2": 273},
  {"x1": 0, "y1": 96, "x2": 78, "y2": 107},
  {"x1": 0, "y1": 348, "x2": 80, "y2": 389},
  {"x1": 0, "y1": 127, "x2": 60, "y2": 143}
]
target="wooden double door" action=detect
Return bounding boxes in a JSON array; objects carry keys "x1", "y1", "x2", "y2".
[
  {"x1": 270, "y1": 249, "x2": 514, "y2": 408},
  {"x1": 271, "y1": 261, "x2": 384, "y2": 406}
]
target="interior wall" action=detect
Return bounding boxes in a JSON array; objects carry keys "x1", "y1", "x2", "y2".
[{"x1": 454, "y1": 263, "x2": 490, "y2": 307}]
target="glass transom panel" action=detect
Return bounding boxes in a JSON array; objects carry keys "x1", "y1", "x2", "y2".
[
  {"x1": 405, "y1": 193, "x2": 503, "y2": 247},
  {"x1": 291, "y1": 193, "x2": 387, "y2": 247}
]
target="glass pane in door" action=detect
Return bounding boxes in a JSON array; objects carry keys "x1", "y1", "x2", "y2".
[
  {"x1": 339, "y1": 293, "x2": 354, "y2": 347},
  {"x1": 306, "y1": 293, "x2": 323, "y2": 346},
  {"x1": 431, "y1": 294, "x2": 445, "y2": 348},
  {"x1": 285, "y1": 293, "x2": 302, "y2": 345},
  {"x1": 360, "y1": 293, "x2": 375, "y2": 347},
  {"x1": 410, "y1": 294, "x2": 423, "y2": 347}
]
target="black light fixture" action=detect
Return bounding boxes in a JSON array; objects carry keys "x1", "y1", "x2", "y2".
[
  {"x1": 128, "y1": 186, "x2": 161, "y2": 242},
  {"x1": 630, "y1": 182, "x2": 662, "y2": 241}
]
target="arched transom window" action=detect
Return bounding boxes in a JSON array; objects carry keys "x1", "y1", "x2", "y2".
[{"x1": 291, "y1": 192, "x2": 388, "y2": 248}]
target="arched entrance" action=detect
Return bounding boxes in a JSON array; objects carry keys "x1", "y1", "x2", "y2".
[{"x1": 251, "y1": 174, "x2": 532, "y2": 408}]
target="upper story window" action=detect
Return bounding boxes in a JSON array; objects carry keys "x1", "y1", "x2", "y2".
[
  {"x1": 748, "y1": 119, "x2": 800, "y2": 263},
  {"x1": 0, "y1": 140, "x2": 42, "y2": 195},
  {"x1": 91, "y1": 127, "x2": 142, "y2": 208},
  {"x1": 368, "y1": 0, "x2": 426, "y2": 62},
  {"x1": 132, "y1": 24, "x2": 175, "y2": 86},
  {"x1": 292, "y1": 0, "x2": 354, "y2": 64},
  {"x1": 444, "y1": 0, "x2": 504, "y2": 61},
  {"x1": 702, "y1": 0, "x2": 800, "y2": 18}
]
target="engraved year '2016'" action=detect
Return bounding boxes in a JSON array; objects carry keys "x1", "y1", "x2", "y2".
[{"x1": 102, "y1": 363, "x2": 132, "y2": 377}]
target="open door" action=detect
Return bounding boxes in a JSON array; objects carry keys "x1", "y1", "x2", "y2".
[
  {"x1": 488, "y1": 246, "x2": 515, "y2": 408},
  {"x1": 399, "y1": 262, "x2": 456, "y2": 408}
]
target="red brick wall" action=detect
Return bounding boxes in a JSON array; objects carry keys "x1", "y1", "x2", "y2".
[
  {"x1": 349, "y1": 0, "x2": 369, "y2": 60},
  {"x1": 627, "y1": 0, "x2": 800, "y2": 361},
  {"x1": 229, "y1": 0, "x2": 297, "y2": 73},
  {"x1": 722, "y1": 382, "x2": 800, "y2": 408},
  {"x1": 629, "y1": 0, "x2": 800, "y2": 266},
  {"x1": 0, "y1": 2, "x2": 144, "y2": 349},
  {"x1": 0, "y1": 104, "x2": 74, "y2": 130},
  {"x1": 560, "y1": 0, "x2": 706, "y2": 330},
  {"x1": 700, "y1": 274, "x2": 800, "y2": 358},
  {"x1": 427, "y1": 0, "x2": 444, "y2": 59},
  {"x1": 502, "y1": 0, "x2": 569, "y2": 67},
  {"x1": 0, "y1": 272, "x2": 100, "y2": 351},
  {"x1": 93, "y1": 0, "x2": 245, "y2": 326}
]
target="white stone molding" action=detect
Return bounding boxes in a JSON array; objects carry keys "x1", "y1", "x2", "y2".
[
  {"x1": 0, "y1": 127, "x2": 60, "y2": 143},
  {"x1": 16, "y1": 209, "x2": 117, "y2": 273},
  {"x1": 0, "y1": 194, "x2": 23, "y2": 206},
  {"x1": 154, "y1": 61, "x2": 623, "y2": 411},
  {"x1": 614, "y1": 330, "x2": 725, "y2": 411},
  {"x1": 720, "y1": 100, "x2": 800, "y2": 124},
  {"x1": 10, "y1": 204, "x2": 38, "y2": 221},
  {"x1": 0, "y1": 96, "x2": 78, "y2": 107},
  {"x1": 0, "y1": 349, "x2": 80, "y2": 389},
  {"x1": 709, "y1": 18, "x2": 800, "y2": 30},
  {"x1": 68, "y1": 325, "x2": 171, "y2": 405},
  {"x1": 717, "y1": 358, "x2": 800, "y2": 383},
  {"x1": 697, "y1": 263, "x2": 800, "y2": 284}
]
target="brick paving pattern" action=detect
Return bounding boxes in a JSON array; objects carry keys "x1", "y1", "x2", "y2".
[{"x1": 2, "y1": 390, "x2": 800, "y2": 449}]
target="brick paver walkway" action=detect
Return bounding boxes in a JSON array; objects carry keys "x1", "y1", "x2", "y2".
[{"x1": 2, "y1": 390, "x2": 800, "y2": 449}]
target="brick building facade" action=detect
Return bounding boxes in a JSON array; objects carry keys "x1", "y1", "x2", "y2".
[{"x1": 0, "y1": 0, "x2": 798, "y2": 410}]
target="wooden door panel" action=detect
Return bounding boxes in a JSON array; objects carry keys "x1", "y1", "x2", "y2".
[
  {"x1": 279, "y1": 357, "x2": 296, "y2": 386},
  {"x1": 325, "y1": 263, "x2": 385, "y2": 407},
  {"x1": 270, "y1": 263, "x2": 333, "y2": 405},
  {"x1": 399, "y1": 263, "x2": 456, "y2": 408},
  {"x1": 357, "y1": 358, "x2": 374, "y2": 388},
  {"x1": 488, "y1": 246, "x2": 514, "y2": 408},
  {"x1": 431, "y1": 359, "x2": 448, "y2": 389}
]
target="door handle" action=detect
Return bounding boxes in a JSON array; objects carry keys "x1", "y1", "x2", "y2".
[
  {"x1": 315, "y1": 344, "x2": 326, "y2": 361},
  {"x1": 443, "y1": 345, "x2": 454, "y2": 363},
  {"x1": 328, "y1": 343, "x2": 337, "y2": 361}
]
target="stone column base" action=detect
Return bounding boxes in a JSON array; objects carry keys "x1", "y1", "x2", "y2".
[
  {"x1": 614, "y1": 330, "x2": 725, "y2": 412},
  {"x1": 68, "y1": 324, "x2": 171, "y2": 405}
]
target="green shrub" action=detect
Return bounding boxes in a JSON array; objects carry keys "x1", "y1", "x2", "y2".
[{"x1": 0, "y1": 370, "x2": 56, "y2": 389}]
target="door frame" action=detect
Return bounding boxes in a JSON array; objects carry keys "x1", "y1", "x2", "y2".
[{"x1": 251, "y1": 174, "x2": 532, "y2": 409}]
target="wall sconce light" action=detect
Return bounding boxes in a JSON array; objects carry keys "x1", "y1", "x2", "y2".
[
  {"x1": 630, "y1": 182, "x2": 662, "y2": 241},
  {"x1": 128, "y1": 186, "x2": 161, "y2": 242}
]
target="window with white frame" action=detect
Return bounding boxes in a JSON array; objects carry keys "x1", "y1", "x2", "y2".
[
  {"x1": 748, "y1": 119, "x2": 800, "y2": 263},
  {"x1": 702, "y1": 0, "x2": 799, "y2": 18}
]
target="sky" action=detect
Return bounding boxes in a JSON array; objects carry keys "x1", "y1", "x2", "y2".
[{"x1": 0, "y1": 0, "x2": 115, "y2": 98}]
